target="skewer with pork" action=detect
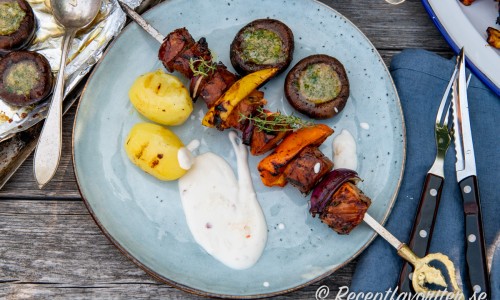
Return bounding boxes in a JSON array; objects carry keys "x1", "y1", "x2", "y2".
[{"x1": 156, "y1": 27, "x2": 334, "y2": 194}]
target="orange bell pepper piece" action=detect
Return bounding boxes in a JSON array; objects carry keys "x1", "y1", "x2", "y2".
[{"x1": 257, "y1": 124, "x2": 334, "y2": 187}]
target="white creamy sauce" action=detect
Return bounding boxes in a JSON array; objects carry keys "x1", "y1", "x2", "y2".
[
  {"x1": 177, "y1": 147, "x2": 194, "y2": 170},
  {"x1": 177, "y1": 139, "x2": 200, "y2": 170},
  {"x1": 178, "y1": 132, "x2": 267, "y2": 270},
  {"x1": 360, "y1": 122, "x2": 370, "y2": 130},
  {"x1": 332, "y1": 129, "x2": 358, "y2": 170}
]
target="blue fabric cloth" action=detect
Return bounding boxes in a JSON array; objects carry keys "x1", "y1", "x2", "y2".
[{"x1": 350, "y1": 49, "x2": 500, "y2": 299}]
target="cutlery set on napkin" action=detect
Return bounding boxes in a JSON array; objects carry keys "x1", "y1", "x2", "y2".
[{"x1": 351, "y1": 49, "x2": 499, "y2": 299}]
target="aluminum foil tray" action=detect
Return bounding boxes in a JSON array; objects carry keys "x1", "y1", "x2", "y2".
[{"x1": 0, "y1": 0, "x2": 143, "y2": 141}]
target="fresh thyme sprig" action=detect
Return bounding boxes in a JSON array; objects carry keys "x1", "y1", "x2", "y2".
[
  {"x1": 189, "y1": 52, "x2": 217, "y2": 77},
  {"x1": 240, "y1": 107, "x2": 314, "y2": 132}
]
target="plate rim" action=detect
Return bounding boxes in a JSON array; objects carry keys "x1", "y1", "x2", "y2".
[
  {"x1": 421, "y1": 0, "x2": 500, "y2": 96},
  {"x1": 71, "y1": 0, "x2": 407, "y2": 297}
]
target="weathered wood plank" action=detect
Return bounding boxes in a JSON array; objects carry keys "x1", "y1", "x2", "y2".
[
  {"x1": 0, "y1": 199, "x2": 355, "y2": 299},
  {"x1": 322, "y1": 0, "x2": 450, "y2": 51}
]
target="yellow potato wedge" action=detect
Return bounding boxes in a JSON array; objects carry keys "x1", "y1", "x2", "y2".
[
  {"x1": 124, "y1": 123, "x2": 187, "y2": 181},
  {"x1": 129, "y1": 69, "x2": 193, "y2": 126}
]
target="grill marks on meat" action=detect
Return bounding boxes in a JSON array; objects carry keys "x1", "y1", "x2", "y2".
[
  {"x1": 172, "y1": 37, "x2": 212, "y2": 78},
  {"x1": 283, "y1": 146, "x2": 333, "y2": 194},
  {"x1": 220, "y1": 90, "x2": 266, "y2": 130},
  {"x1": 199, "y1": 64, "x2": 238, "y2": 108},
  {"x1": 319, "y1": 182, "x2": 371, "y2": 234},
  {"x1": 158, "y1": 28, "x2": 195, "y2": 72},
  {"x1": 158, "y1": 29, "x2": 239, "y2": 109},
  {"x1": 250, "y1": 113, "x2": 291, "y2": 156}
]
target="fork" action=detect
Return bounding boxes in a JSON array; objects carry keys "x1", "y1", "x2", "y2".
[{"x1": 397, "y1": 66, "x2": 458, "y2": 292}]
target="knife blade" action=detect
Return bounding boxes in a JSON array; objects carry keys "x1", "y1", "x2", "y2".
[{"x1": 451, "y1": 48, "x2": 490, "y2": 297}]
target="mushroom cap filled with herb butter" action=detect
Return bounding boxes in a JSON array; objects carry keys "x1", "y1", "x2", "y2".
[
  {"x1": 0, "y1": 50, "x2": 53, "y2": 106},
  {"x1": 0, "y1": 0, "x2": 37, "y2": 54},
  {"x1": 230, "y1": 19, "x2": 294, "y2": 76},
  {"x1": 285, "y1": 54, "x2": 349, "y2": 119}
]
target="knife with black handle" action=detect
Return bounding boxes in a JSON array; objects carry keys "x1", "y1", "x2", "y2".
[
  {"x1": 460, "y1": 176, "x2": 489, "y2": 295},
  {"x1": 451, "y1": 48, "x2": 490, "y2": 297}
]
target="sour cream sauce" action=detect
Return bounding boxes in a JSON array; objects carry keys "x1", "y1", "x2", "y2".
[
  {"x1": 178, "y1": 132, "x2": 267, "y2": 270},
  {"x1": 332, "y1": 129, "x2": 358, "y2": 170}
]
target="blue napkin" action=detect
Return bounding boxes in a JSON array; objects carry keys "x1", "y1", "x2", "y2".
[{"x1": 350, "y1": 49, "x2": 500, "y2": 299}]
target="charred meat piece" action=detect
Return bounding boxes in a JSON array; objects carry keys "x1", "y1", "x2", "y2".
[
  {"x1": 199, "y1": 63, "x2": 239, "y2": 107},
  {"x1": 0, "y1": 50, "x2": 53, "y2": 106},
  {"x1": 250, "y1": 125, "x2": 290, "y2": 156},
  {"x1": 258, "y1": 124, "x2": 334, "y2": 187},
  {"x1": 487, "y1": 27, "x2": 500, "y2": 49},
  {"x1": 285, "y1": 54, "x2": 349, "y2": 119},
  {"x1": 222, "y1": 90, "x2": 267, "y2": 130},
  {"x1": 0, "y1": 0, "x2": 37, "y2": 55},
  {"x1": 319, "y1": 182, "x2": 371, "y2": 235},
  {"x1": 158, "y1": 28, "x2": 195, "y2": 73},
  {"x1": 230, "y1": 19, "x2": 294, "y2": 76},
  {"x1": 249, "y1": 111, "x2": 291, "y2": 156},
  {"x1": 283, "y1": 146, "x2": 333, "y2": 194},
  {"x1": 171, "y1": 37, "x2": 212, "y2": 79}
]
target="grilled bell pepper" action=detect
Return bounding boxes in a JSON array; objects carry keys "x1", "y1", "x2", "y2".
[
  {"x1": 202, "y1": 67, "x2": 278, "y2": 129},
  {"x1": 257, "y1": 124, "x2": 334, "y2": 187}
]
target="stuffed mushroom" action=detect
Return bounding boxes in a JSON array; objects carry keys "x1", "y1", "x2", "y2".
[
  {"x1": 0, "y1": 50, "x2": 53, "y2": 106},
  {"x1": 230, "y1": 19, "x2": 294, "y2": 76},
  {"x1": 0, "y1": 0, "x2": 36, "y2": 54},
  {"x1": 284, "y1": 54, "x2": 349, "y2": 119}
]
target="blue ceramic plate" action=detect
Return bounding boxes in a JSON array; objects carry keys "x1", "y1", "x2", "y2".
[{"x1": 73, "y1": 0, "x2": 405, "y2": 297}]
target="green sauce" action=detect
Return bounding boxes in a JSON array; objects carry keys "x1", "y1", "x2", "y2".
[
  {"x1": 241, "y1": 28, "x2": 284, "y2": 65},
  {"x1": 0, "y1": 2, "x2": 26, "y2": 36},
  {"x1": 298, "y1": 63, "x2": 341, "y2": 103},
  {"x1": 5, "y1": 61, "x2": 39, "y2": 96}
]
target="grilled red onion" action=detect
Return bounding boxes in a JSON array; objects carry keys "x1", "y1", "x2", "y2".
[
  {"x1": 309, "y1": 168, "x2": 360, "y2": 216},
  {"x1": 241, "y1": 119, "x2": 255, "y2": 146}
]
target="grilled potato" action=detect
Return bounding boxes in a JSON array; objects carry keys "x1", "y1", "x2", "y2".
[
  {"x1": 129, "y1": 69, "x2": 193, "y2": 126},
  {"x1": 124, "y1": 123, "x2": 187, "y2": 181}
]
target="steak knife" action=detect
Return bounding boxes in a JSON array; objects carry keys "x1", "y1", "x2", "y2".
[{"x1": 451, "y1": 48, "x2": 490, "y2": 297}]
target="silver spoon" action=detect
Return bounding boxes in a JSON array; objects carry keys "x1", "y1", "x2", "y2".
[{"x1": 34, "y1": 0, "x2": 101, "y2": 189}]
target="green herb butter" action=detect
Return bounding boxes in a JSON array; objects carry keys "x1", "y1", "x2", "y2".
[
  {"x1": 241, "y1": 29, "x2": 284, "y2": 65},
  {"x1": 0, "y1": 1, "x2": 26, "y2": 36},
  {"x1": 5, "y1": 61, "x2": 39, "y2": 96},
  {"x1": 298, "y1": 63, "x2": 341, "y2": 104}
]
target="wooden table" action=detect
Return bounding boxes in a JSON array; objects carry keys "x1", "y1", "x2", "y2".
[{"x1": 0, "y1": 0, "x2": 452, "y2": 298}]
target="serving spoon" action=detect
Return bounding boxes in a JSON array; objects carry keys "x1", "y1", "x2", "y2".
[{"x1": 34, "y1": 0, "x2": 101, "y2": 189}]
